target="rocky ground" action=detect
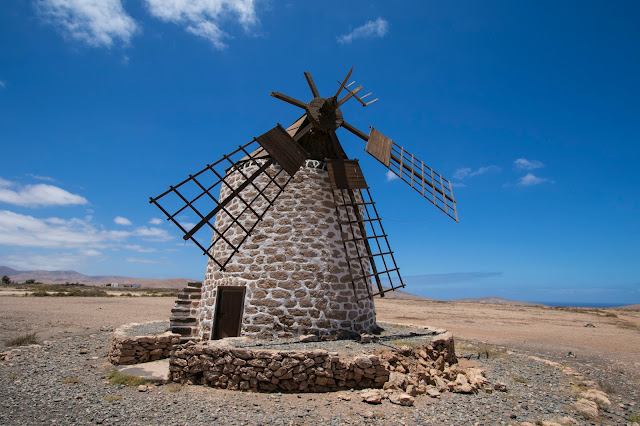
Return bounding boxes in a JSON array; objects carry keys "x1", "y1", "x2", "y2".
[
  {"x1": 1, "y1": 296, "x2": 639, "y2": 425},
  {"x1": 1, "y1": 328, "x2": 638, "y2": 424}
]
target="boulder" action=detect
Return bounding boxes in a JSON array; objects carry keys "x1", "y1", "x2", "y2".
[
  {"x1": 361, "y1": 389, "x2": 384, "y2": 404},
  {"x1": 388, "y1": 392, "x2": 415, "y2": 406}
]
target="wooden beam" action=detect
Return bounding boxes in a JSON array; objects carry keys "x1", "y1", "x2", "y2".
[{"x1": 270, "y1": 92, "x2": 307, "y2": 109}]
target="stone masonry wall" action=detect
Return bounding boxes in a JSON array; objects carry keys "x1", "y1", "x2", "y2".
[
  {"x1": 108, "y1": 322, "x2": 181, "y2": 365},
  {"x1": 197, "y1": 161, "x2": 376, "y2": 340},
  {"x1": 168, "y1": 331, "x2": 473, "y2": 395}
]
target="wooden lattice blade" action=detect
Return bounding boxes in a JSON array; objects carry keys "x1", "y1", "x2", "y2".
[
  {"x1": 149, "y1": 137, "x2": 294, "y2": 270},
  {"x1": 366, "y1": 127, "x2": 458, "y2": 222},
  {"x1": 334, "y1": 188, "x2": 405, "y2": 301}
]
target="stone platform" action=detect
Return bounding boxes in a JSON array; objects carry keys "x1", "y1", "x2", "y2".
[{"x1": 168, "y1": 324, "x2": 485, "y2": 395}]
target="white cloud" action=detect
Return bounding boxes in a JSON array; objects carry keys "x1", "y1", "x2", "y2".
[
  {"x1": 0, "y1": 179, "x2": 87, "y2": 207},
  {"x1": 125, "y1": 257, "x2": 160, "y2": 264},
  {"x1": 337, "y1": 17, "x2": 389, "y2": 44},
  {"x1": 385, "y1": 170, "x2": 398, "y2": 182},
  {"x1": 517, "y1": 173, "x2": 554, "y2": 186},
  {"x1": 0, "y1": 251, "x2": 97, "y2": 271},
  {"x1": 0, "y1": 210, "x2": 127, "y2": 249},
  {"x1": 0, "y1": 81, "x2": 5, "y2": 89},
  {"x1": 114, "y1": 216, "x2": 132, "y2": 226},
  {"x1": 149, "y1": 218, "x2": 163, "y2": 225},
  {"x1": 145, "y1": 0, "x2": 258, "y2": 49},
  {"x1": 35, "y1": 0, "x2": 138, "y2": 48},
  {"x1": 453, "y1": 165, "x2": 500, "y2": 180},
  {"x1": 132, "y1": 226, "x2": 172, "y2": 241},
  {"x1": 514, "y1": 158, "x2": 544, "y2": 171}
]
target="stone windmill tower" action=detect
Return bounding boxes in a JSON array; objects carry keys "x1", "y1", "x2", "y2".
[{"x1": 151, "y1": 68, "x2": 458, "y2": 342}]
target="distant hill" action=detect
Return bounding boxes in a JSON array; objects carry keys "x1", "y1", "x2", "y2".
[
  {"x1": 0, "y1": 266, "x2": 195, "y2": 289},
  {"x1": 380, "y1": 287, "x2": 433, "y2": 300},
  {"x1": 614, "y1": 303, "x2": 640, "y2": 311},
  {"x1": 453, "y1": 296, "x2": 545, "y2": 307}
]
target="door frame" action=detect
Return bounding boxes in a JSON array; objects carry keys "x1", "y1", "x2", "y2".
[{"x1": 212, "y1": 286, "x2": 246, "y2": 340}]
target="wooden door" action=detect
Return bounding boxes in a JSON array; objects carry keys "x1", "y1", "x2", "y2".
[{"x1": 212, "y1": 286, "x2": 246, "y2": 339}]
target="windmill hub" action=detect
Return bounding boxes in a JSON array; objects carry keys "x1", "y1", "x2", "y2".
[{"x1": 306, "y1": 96, "x2": 343, "y2": 131}]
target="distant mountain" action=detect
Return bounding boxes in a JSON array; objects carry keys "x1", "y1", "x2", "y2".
[
  {"x1": 453, "y1": 296, "x2": 545, "y2": 307},
  {"x1": 0, "y1": 266, "x2": 195, "y2": 289},
  {"x1": 380, "y1": 286, "x2": 433, "y2": 300}
]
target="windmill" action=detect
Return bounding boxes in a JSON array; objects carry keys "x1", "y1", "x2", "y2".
[{"x1": 150, "y1": 68, "x2": 458, "y2": 341}]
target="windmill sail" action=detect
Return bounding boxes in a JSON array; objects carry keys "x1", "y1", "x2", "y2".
[
  {"x1": 333, "y1": 187, "x2": 405, "y2": 301},
  {"x1": 366, "y1": 127, "x2": 458, "y2": 222},
  {"x1": 150, "y1": 125, "x2": 309, "y2": 270}
]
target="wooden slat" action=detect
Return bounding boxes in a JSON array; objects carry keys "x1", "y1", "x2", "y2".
[
  {"x1": 255, "y1": 125, "x2": 309, "y2": 176},
  {"x1": 365, "y1": 128, "x2": 393, "y2": 167},
  {"x1": 326, "y1": 159, "x2": 368, "y2": 189}
]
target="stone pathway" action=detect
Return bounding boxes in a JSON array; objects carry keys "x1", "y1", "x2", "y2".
[{"x1": 1, "y1": 330, "x2": 639, "y2": 425}]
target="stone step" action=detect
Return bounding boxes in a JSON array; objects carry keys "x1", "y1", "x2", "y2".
[
  {"x1": 171, "y1": 307, "x2": 192, "y2": 314},
  {"x1": 174, "y1": 299, "x2": 193, "y2": 306},
  {"x1": 170, "y1": 325, "x2": 195, "y2": 336},
  {"x1": 187, "y1": 281, "x2": 202, "y2": 289},
  {"x1": 182, "y1": 287, "x2": 201, "y2": 294},
  {"x1": 170, "y1": 316, "x2": 197, "y2": 324},
  {"x1": 177, "y1": 293, "x2": 201, "y2": 300}
]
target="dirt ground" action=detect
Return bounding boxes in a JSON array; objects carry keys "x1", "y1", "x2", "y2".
[{"x1": 1, "y1": 295, "x2": 639, "y2": 383}]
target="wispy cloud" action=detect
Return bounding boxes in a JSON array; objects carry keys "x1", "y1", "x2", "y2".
[
  {"x1": 27, "y1": 174, "x2": 55, "y2": 182},
  {"x1": 114, "y1": 216, "x2": 132, "y2": 226},
  {"x1": 149, "y1": 218, "x2": 163, "y2": 225},
  {"x1": 132, "y1": 226, "x2": 172, "y2": 241},
  {"x1": 453, "y1": 165, "x2": 500, "y2": 180},
  {"x1": 35, "y1": 0, "x2": 138, "y2": 48},
  {"x1": 385, "y1": 170, "x2": 398, "y2": 182},
  {"x1": 517, "y1": 173, "x2": 554, "y2": 186},
  {"x1": 337, "y1": 17, "x2": 389, "y2": 44},
  {"x1": 0, "y1": 80, "x2": 5, "y2": 89},
  {"x1": 125, "y1": 257, "x2": 160, "y2": 264},
  {"x1": 514, "y1": 158, "x2": 544, "y2": 171},
  {"x1": 0, "y1": 178, "x2": 87, "y2": 207},
  {"x1": 123, "y1": 244, "x2": 157, "y2": 253},
  {"x1": 145, "y1": 0, "x2": 258, "y2": 49}
]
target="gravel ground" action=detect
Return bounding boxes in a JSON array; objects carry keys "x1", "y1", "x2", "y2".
[{"x1": 2, "y1": 329, "x2": 638, "y2": 425}]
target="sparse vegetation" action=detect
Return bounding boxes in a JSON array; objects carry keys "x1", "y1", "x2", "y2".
[
  {"x1": 1, "y1": 275, "x2": 11, "y2": 285},
  {"x1": 62, "y1": 377, "x2": 80, "y2": 384},
  {"x1": 6, "y1": 332, "x2": 38, "y2": 347},
  {"x1": 107, "y1": 371, "x2": 147, "y2": 387},
  {"x1": 104, "y1": 395, "x2": 123, "y2": 403},
  {"x1": 29, "y1": 286, "x2": 110, "y2": 297},
  {"x1": 629, "y1": 413, "x2": 640, "y2": 423},
  {"x1": 456, "y1": 341, "x2": 508, "y2": 359},
  {"x1": 512, "y1": 376, "x2": 529, "y2": 384},
  {"x1": 165, "y1": 383, "x2": 182, "y2": 393}
]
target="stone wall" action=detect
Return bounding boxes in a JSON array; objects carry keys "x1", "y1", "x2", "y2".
[
  {"x1": 197, "y1": 161, "x2": 376, "y2": 341},
  {"x1": 168, "y1": 331, "x2": 471, "y2": 394},
  {"x1": 108, "y1": 322, "x2": 181, "y2": 365}
]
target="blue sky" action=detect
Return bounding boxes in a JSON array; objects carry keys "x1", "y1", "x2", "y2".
[{"x1": 1, "y1": 1, "x2": 638, "y2": 304}]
